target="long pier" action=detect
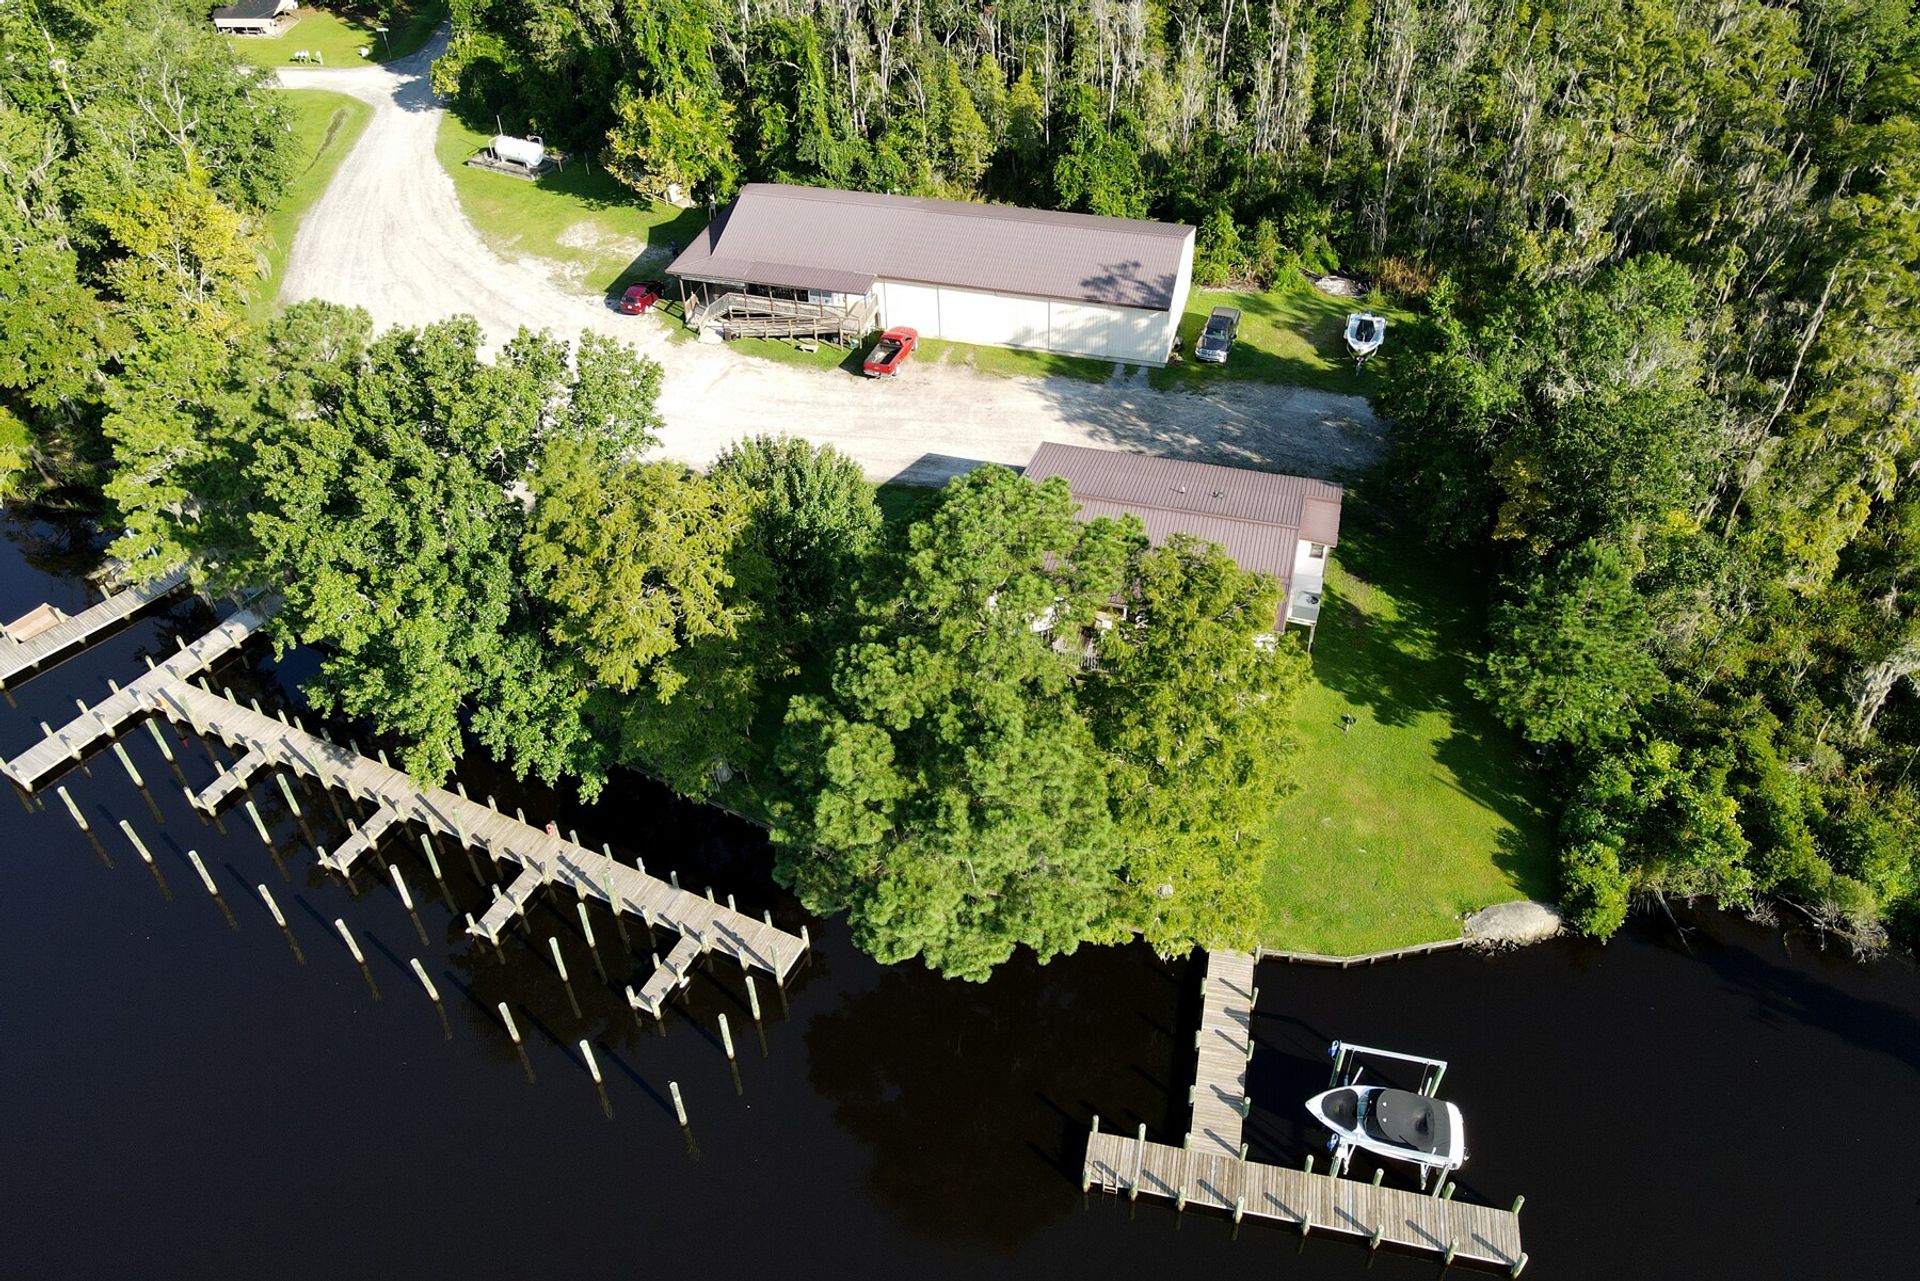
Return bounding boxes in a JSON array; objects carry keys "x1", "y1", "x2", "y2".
[
  {"x1": 1080, "y1": 948, "x2": 1527, "y2": 1273},
  {"x1": 1190, "y1": 950, "x2": 1255, "y2": 1156},
  {"x1": 142, "y1": 678, "x2": 809, "y2": 986},
  {"x1": 1, "y1": 604, "x2": 264, "y2": 788},
  {"x1": 0, "y1": 567, "x2": 189, "y2": 686}
]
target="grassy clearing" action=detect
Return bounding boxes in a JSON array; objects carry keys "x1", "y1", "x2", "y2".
[
  {"x1": 225, "y1": 2, "x2": 444, "y2": 69},
  {"x1": 916, "y1": 337, "x2": 1120, "y2": 383},
  {"x1": 436, "y1": 114, "x2": 707, "y2": 298},
  {"x1": 250, "y1": 88, "x2": 373, "y2": 320},
  {"x1": 1260, "y1": 502, "x2": 1556, "y2": 955},
  {"x1": 1152, "y1": 274, "x2": 1417, "y2": 394}
]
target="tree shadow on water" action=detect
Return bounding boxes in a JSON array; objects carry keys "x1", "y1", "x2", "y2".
[{"x1": 802, "y1": 941, "x2": 1195, "y2": 1246}]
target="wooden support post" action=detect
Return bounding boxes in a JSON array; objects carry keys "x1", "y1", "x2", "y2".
[
  {"x1": 257, "y1": 884, "x2": 287, "y2": 929},
  {"x1": 1511, "y1": 1195, "x2": 1525, "y2": 1215},
  {"x1": 1233, "y1": 1196, "x2": 1245, "y2": 1224},
  {"x1": 1510, "y1": 1253, "x2": 1529, "y2": 1277},
  {"x1": 1300, "y1": 1209, "x2": 1312, "y2": 1237},
  {"x1": 705, "y1": 885, "x2": 715, "y2": 903},
  {"x1": 409, "y1": 958, "x2": 440, "y2": 1002},
  {"x1": 718, "y1": 1012, "x2": 735, "y2": 1060},
  {"x1": 800, "y1": 925, "x2": 811, "y2": 951},
  {"x1": 389, "y1": 863, "x2": 414, "y2": 911},
  {"x1": 244, "y1": 799, "x2": 271, "y2": 845},
  {"x1": 726, "y1": 892, "x2": 735, "y2": 912},
  {"x1": 1131, "y1": 1122, "x2": 1146, "y2": 1201},
  {"x1": 187, "y1": 850, "x2": 218, "y2": 896},
  {"x1": 670, "y1": 870, "x2": 679, "y2": 889},
  {"x1": 1444, "y1": 1239, "x2": 1458, "y2": 1265},
  {"x1": 112, "y1": 742, "x2": 143, "y2": 788},
  {"x1": 420, "y1": 832, "x2": 444, "y2": 884},
  {"x1": 579, "y1": 1040, "x2": 602, "y2": 1085},
  {"x1": 548, "y1": 936, "x2": 569, "y2": 982},
  {"x1": 142, "y1": 718, "x2": 176, "y2": 763},
  {"x1": 274, "y1": 772, "x2": 301, "y2": 817},
  {"x1": 56, "y1": 786, "x2": 88, "y2": 832},
  {"x1": 118, "y1": 820, "x2": 154, "y2": 865},
  {"x1": 377, "y1": 748, "x2": 389, "y2": 767},
  {"x1": 1371, "y1": 1168, "x2": 1384, "y2": 1187},
  {"x1": 498, "y1": 1002, "x2": 522, "y2": 1045},
  {"x1": 669, "y1": 1080, "x2": 689, "y2": 1126},
  {"x1": 334, "y1": 919, "x2": 366, "y2": 965},
  {"x1": 1303, "y1": 1153, "x2": 1315, "y2": 1174},
  {"x1": 746, "y1": 975, "x2": 762, "y2": 1021},
  {"x1": 1369, "y1": 1226, "x2": 1384, "y2": 1252},
  {"x1": 577, "y1": 901, "x2": 596, "y2": 948}
]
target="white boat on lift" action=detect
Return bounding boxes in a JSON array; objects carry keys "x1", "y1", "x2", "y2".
[
  {"x1": 1307, "y1": 1084, "x2": 1466, "y2": 1182},
  {"x1": 1308, "y1": 1040, "x2": 1467, "y2": 1191},
  {"x1": 1344, "y1": 312, "x2": 1387, "y2": 368}
]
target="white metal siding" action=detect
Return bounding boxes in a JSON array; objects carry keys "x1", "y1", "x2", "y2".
[
  {"x1": 877, "y1": 281, "x2": 943, "y2": 333},
  {"x1": 937, "y1": 288, "x2": 1050, "y2": 349},
  {"x1": 1048, "y1": 303, "x2": 1114, "y2": 358}
]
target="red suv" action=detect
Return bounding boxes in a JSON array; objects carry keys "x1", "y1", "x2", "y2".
[
  {"x1": 619, "y1": 281, "x2": 665, "y2": 314},
  {"x1": 863, "y1": 326, "x2": 918, "y2": 376}
]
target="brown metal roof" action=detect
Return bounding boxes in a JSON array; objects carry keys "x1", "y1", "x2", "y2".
[
  {"x1": 1024, "y1": 441, "x2": 1344, "y2": 587},
  {"x1": 667, "y1": 184, "x2": 1193, "y2": 310}
]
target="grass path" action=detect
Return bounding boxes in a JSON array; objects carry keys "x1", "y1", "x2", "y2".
[
  {"x1": 226, "y1": 2, "x2": 444, "y2": 69},
  {"x1": 251, "y1": 88, "x2": 374, "y2": 320},
  {"x1": 1261, "y1": 503, "x2": 1556, "y2": 954}
]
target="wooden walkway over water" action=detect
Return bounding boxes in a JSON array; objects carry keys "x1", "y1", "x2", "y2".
[
  {"x1": 1, "y1": 604, "x2": 264, "y2": 788},
  {"x1": 140, "y1": 678, "x2": 809, "y2": 986},
  {"x1": 1190, "y1": 950, "x2": 1255, "y2": 1156},
  {"x1": 1081, "y1": 947, "x2": 1527, "y2": 1273},
  {"x1": 0, "y1": 567, "x2": 188, "y2": 686},
  {"x1": 1082, "y1": 1129, "x2": 1525, "y2": 1271}
]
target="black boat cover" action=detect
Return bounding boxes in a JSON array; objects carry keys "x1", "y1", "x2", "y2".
[{"x1": 1362, "y1": 1088, "x2": 1451, "y2": 1155}]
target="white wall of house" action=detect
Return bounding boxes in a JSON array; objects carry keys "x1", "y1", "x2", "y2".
[
  {"x1": 1292, "y1": 537, "x2": 1329, "y2": 595},
  {"x1": 872, "y1": 229, "x2": 1194, "y2": 366}
]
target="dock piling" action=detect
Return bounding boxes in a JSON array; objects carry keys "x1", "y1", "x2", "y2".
[
  {"x1": 548, "y1": 936, "x2": 569, "y2": 983},
  {"x1": 498, "y1": 1002, "x2": 522, "y2": 1045},
  {"x1": 142, "y1": 717, "x2": 175, "y2": 762},
  {"x1": 576, "y1": 901, "x2": 596, "y2": 948},
  {"x1": 56, "y1": 786, "x2": 88, "y2": 832},
  {"x1": 334, "y1": 918, "x2": 366, "y2": 965},
  {"x1": 389, "y1": 863, "x2": 414, "y2": 911},
  {"x1": 186, "y1": 850, "x2": 218, "y2": 896},
  {"x1": 243, "y1": 799, "x2": 271, "y2": 845},
  {"x1": 118, "y1": 819, "x2": 154, "y2": 865},
  {"x1": 256, "y1": 884, "x2": 286, "y2": 929},
  {"x1": 719, "y1": 1013, "x2": 736, "y2": 1061},
  {"x1": 409, "y1": 958, "x2": 441, "y2": 1002},
  {"x1": 111, "y1": 742, "x2": 143, "y2": 788},
  {"x1": 274, "y1": 771, "x2": 301, "y2": 816},
  {"x1": 580, "y1": 1039, "x2": 602, "y2": 1085},
  {"x1": 746, "y1": 975, "x2": 762, "y2": 1022},
  {"x1": 670, "y1": 1080, "x2": 688, "y2": 1126}
]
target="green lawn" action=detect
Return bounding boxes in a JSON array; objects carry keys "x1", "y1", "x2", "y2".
[
  {"x1": 225, "y1": 2, "x2": 444, "y2": 69},
  {"x1": 436, "y1": 114, "x2": 706, "y2": 298},
  {"x1": 1261, "y1": 503, "x2": 1556, "y2": 955},
  {"x1": 250, "y1": 88, "x2": 373, "y2": 320},
  {"x1": 916, "y1": 337, "x2": 1121, "y2": 383},
  {"x1": 1152, "y1": 275, "x2": 1416, "y2": 394}
]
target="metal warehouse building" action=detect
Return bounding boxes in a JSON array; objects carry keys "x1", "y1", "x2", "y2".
[{"x1": 666, "y1": 184, "x2": 1195, "y2": 366}]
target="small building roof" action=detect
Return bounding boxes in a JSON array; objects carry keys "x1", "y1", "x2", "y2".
[
  {"x1": 668, "y1": 184, "x2": 1193, "y2": 310},
  {"x1": 1024, "y1": 442, "x2": 1343, "y2": 583},
  {"x1": 212, "y1": 0, "x2": 286, "y2": 20}
]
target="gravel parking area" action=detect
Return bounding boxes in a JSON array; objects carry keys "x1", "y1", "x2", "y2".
[{"x1": 279, "y1": 34, "x2": 1387, "y2": 485}]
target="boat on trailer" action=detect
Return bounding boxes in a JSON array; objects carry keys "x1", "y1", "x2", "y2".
[{"x1": 1344, "y1": 312, "x2": 1387, "y2": 367}]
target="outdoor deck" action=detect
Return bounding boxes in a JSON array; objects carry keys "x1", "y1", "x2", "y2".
[
  {"x1": 0, "y1": 566, "x2": 189, "y2": 686},
  {"x1": 141, "y1": 678, "x2": 809, "y2": 984},
  {"x1": 1082, "y1": 1130, "x2": 1525, "y2": 1271},
  {"x1": 1, "y1": 604, "x2": 265, "y2": 788},
  {"x1": 1190, "y1": 950, "x2": 1255, "y2": 1156},
  {"x1": 190, "y1": 746, "x2": 268, "y2": 812}
]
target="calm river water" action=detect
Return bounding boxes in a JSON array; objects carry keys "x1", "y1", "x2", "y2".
[{"x1": 3, "y1": 509, "x2": 1915, "y2": 1280}]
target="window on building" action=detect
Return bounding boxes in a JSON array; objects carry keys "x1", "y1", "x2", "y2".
[{"x1": 1306, "y1": 542, "x2": 1326, "y2": 560}]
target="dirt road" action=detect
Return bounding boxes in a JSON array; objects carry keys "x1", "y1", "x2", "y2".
[{"x1": 279, "y1": 35, "x2": 1386, "y2": 485}]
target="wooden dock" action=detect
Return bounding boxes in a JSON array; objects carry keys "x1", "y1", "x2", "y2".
[
  {"x1": 140, "y1": 678, "x2": 809, "y2": 985},
  {"x1": 320, "y1": 802, "x2": 401, "y2": 872},
  {"x1": 1, "y1": 605, "x2": 264, "y2": 788},
  {"x1": 190, "y1": 747, "x2": 268, "y2": 812},
  {"x1": 0, "y1": 567, "x2": 188, "y2": 686},
  {"x1": 631, "y1": 933, "x2": 703, "y2": 1016},
  {"x1": 1082, "y1": 1129, "x2": 1525, "y2": 1272},
  {"x1": 1190, "y1": 950, "x2": 1255, "y2": 1156}
]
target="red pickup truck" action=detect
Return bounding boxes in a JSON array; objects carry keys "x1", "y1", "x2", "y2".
[
  {"x1": 619, "y1": 281, "x2": 665, "y2": 314},
  {"x1": 862, "y1": 326, "x2": 918, "y2": 377}
]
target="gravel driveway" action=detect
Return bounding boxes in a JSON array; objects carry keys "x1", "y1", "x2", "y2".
[{"x1": 279, "y1": 35, "x2": 1386, "y2": 486}]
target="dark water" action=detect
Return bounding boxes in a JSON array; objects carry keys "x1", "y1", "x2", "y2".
[{"x1": 3, "y1": 508, "x2": 1916, "y2": 1280}]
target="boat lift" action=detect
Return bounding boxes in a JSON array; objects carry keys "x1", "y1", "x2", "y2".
[{"x1": 1324, "y1": 1040, "x2": 1454, "y2": 1191}]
